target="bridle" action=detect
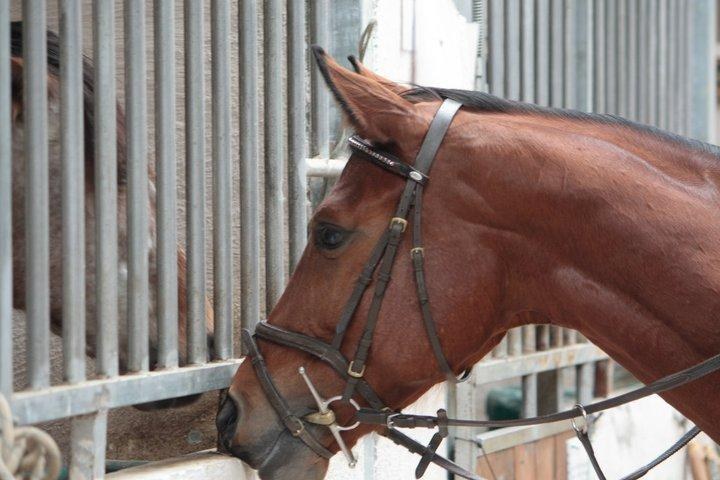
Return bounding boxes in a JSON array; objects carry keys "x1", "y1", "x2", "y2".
[{"x1": 241, "y1": 98, "x2": 720, "y2": 480}]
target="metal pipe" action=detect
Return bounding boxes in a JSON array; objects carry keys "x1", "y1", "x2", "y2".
[
  {"x1": 637, "y1": 0, "x2": 649, "y2": 123},
  {"x1": 125, "y1": 0, "x2": 150, "y2": 373},
  {"x1": 287, "y1": 0, "x2": 308, "y2": 271},
  {"x1": 264, "y1": 0, "x2": 286, "y2": 310},
  {"x1": 24, "y1": 0, "x2": 50, "y2": 390},
  {"x1": 604, "y1": 0, "x2": 617, "y2": 114},
  {"x1": 535, "y1": 0, "x2": 550, "y2": 107},
  {"x1": 93, "y1": 0, "x2": 119, "y2": 378},
  {"x1": 594, "y1": 0, "x2": 606, "y2": 114},
  {"x1": 646, "y1": 0, "x2": 658, "y2": 126},
  {"x1": 616, "y1": 0, "x2": 627, "y2": 117},
  {"x1": 504, "y1": 0, "x2": 520, "y2": 101},
  {"x1": 562, "y1": 0, "x2": 575, "y2": 109},
  {"x1": 185, "y1": 0, "x2": 208, "y2": 364},
  {"x1": 520, "y1": 0, "x2": 534, "y2": 103},
  {"x1": 0, "y1": 0, "x2": 12, "y2": 396},
  {"x1": 488, "y1": 0, "x2": 504, "y2": 98},
  {"x1": 310, "y1": 0, "x2": 330, "y2": 159},
  {"x1": 60, "y1": 0, "x2": 86, "y2": 384},
  {"x1": 239, "y1": 0, "x2": 261, "y2": 350},
  {"x1": 212, "y1": 0, "x2": 233, "y2": 360},
  {"x1": 549, "y1": 0, "x2": 563, "y2": 108},
  {"x1": 626, "y1": 0, "x2": 638, "y2": 120},
  {"x1": 656, "y1": 0, "x2": 668, "y2": 130},
  {"x1": 154, "y1": 0, "x2": 179, "y2": 369}
]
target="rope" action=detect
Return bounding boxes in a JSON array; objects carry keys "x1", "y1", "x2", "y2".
[{"x1": 0, "y1": 395, "x2": 61, "y2": 480}]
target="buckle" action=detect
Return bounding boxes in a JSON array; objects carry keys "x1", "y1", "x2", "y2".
[
  {"x1": 386, "y1": 413, "x2": 400, "y2": 428},
  {"x1": 571, "y1": 403, "x2": 589, "y2": 435},
  {"x1": 347, "y1": 361, "x2": 366, "y2": 378},
  {"x1": 410, "y1": 247, "x2": 424, "y2": 257},
  {"x1": 390, "y1": 217, "x2": 407, "y2": 232}
]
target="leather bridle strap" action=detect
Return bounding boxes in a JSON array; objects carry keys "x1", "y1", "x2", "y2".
[{"x1": 241, "y1": 330, "x2": 334, "y2": 460}]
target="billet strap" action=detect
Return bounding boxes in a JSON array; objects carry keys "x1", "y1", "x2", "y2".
[{"x1": 240, "y1": 330, "x2": 334, "y2": 460}]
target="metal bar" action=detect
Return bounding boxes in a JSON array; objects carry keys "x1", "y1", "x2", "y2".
[
  {"x1": 212, "y1": 0, "x2": 233, "y2": 360},
  {"x1": 185, "y1": 0, "x2": 208, "y2": 364},
  {"x1": 24, "y1": 0, "x2": 50, "y2": 390},
  {"x1": 669, "y1": 0, "x2": 680, "y2": 134},
  {"x1": 637, "y1": 0, "x2": 649, "y2": 123},
  {"x1": 125, "y1": 0, "x2": 150, "y2": 373},
  {"x1": 60, "y1": 0, "x2": 86, "y2": 384},
  {"x1": 594, "y1": 0, "x2": 606, "y2": 113},
  {"x1": 287, "y1": 0, "x2": 308, "y2": 271},
  {"x1": 521, "y1": 373, "x2": 538, "y2": 417},
  {"x1": 93, "y1": 0, "x2": 119, "y2": 378},
  {"x1": 574, "y1": 0, "x2": 592, "y2": 112},
  {"x1": 562, "y1": 0, "x2": 575, "y2": 109},
  {"x1": 626, "y1": 0, "x2": 638, "y2": 120},
  {"x1": 69, "y1": 411, "x2": 107, "y2": 480},
  {"x1": 471, "y1": 343, "x2": 606, "y2": 386},
  {"x1": 264, "y1": 0, "x2": 286, "y2": 310},
  {"x1": 310, "y1": 0, "x2": 330, "y2": 158},
  {"x1": 657, "y1": 0, "x2": 668, "y2": 130},
  {"x1": 504, "y1": 0, "x2": 520, "y2": 101},
  {"x1": 520, "y1": 0, "x2": 534, "y2": 104},
  {"x1": 604, "y1": 0, "x2": 617, "y2": 114},
  {"x1": 11, "y1": 360, "x2": 242, "y2": 425},
  {"x1": 0, "y1": 0, "x2": 11, "y2": 397},
  {"x1": 239, "y1": 0, "x2": 261, "y2": 347},
  {"x1": 576, "y1": 362, "x2": 594, "y2": 404},
  {"x1": 616, "y1": 0, "x2": 627, "y2": 117},
  {"x1": 154, "y1": 0, "x2": 179, "y2": 369},
  {"x1": 535, "y1": 0, "x2": 550, "y2": 106},
  {"x1": 549, "y1": 0, "x2": 563, "y2": 107},
  {"x1": 688, "y1": 0, "x2": 715, "y2": 141},
  {"x1": 646, "y1": 0, "x2": 658, "y2": 126},
  {"x1": 488, "y1": 0, "x2": 504, "y2": 98}
]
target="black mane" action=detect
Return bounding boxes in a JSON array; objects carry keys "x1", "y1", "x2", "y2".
[{"x1": 402, "y1": 86, "x2": 720, "y2": 158}]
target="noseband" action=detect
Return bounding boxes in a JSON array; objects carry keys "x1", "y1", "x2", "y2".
[{"x1": 242, "y1": 98, "x2": 477, "y2": 477}]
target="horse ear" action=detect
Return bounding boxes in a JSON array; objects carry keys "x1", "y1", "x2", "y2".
[
  {"x1": 312, "y1": 46, "x2": 417, "y2": 143},
  {"x1": 347, "y1": 55, "x2": 412, "y2": 97}
]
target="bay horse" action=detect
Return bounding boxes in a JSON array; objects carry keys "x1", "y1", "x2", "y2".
[
  {"x1": 10, "y1": 22, "x2": 213, "y2": 407},
  {"x1": 219, "y1": 48, "x2": 720, "y2": 479}
]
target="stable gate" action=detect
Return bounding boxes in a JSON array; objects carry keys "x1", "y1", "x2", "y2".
[{"x1": 0, "y1": 1, "x2": 716, "y2": 479}]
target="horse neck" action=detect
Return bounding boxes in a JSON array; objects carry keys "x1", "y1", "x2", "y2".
[{"x1": 452, "y1": 112, "x2": 720, "y2": 439}]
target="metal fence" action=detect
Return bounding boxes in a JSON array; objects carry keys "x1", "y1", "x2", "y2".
[{"x1": 0, "y1": 0, "x2": 715, "y2": 479}]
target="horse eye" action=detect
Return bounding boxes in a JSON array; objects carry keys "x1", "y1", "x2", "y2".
[{"x1": 314, "y1": 223, "x2": 350, "y2": 250}]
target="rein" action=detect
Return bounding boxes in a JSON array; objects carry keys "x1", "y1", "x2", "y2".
[{"x1": 241, "y1": 98, "x2": 720, "y2": 480}]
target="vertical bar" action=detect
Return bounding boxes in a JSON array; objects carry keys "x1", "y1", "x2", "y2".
[
  {"x1": 264, "y1": 0, "x2": 286, "y2": 310},
  {"x1": 562, "y1": 0, "x2": 575, "y2": 109},
  {"x1": 637, "y1": 0, "x2": 649, "y2": 123},
  {"x1": 520, "y1": 0, "x2": 534, "y2": 104},
  {"x1": 125, "y1": 0, "x2": 149, "y2": 373},
  {"x1": 594, "y1": 0, "x2": 606, "y2": 113},
  {"x1": 155, "y1": 0, "x2": 179, "y2": 369},
  {"x1": 535, "y1": 0, "x2": 550, "y2": 106},
  {"x1": 488, "y1": 0, "x2": 504, "y2": 98},
  {"x1": 576, "y1": 362, "x2": 594, "y2": 404},
  {"x1": 689, "y1": 0, "x2": 715, "y2": 141},
  {"x1": 657, "y1": 0, "x2": 668, "y2": 130},
  {"x1": 310, "y1": 0, "x2": 329, "y2": 157},
  {"x1": 646, "y1": 0, "x2": 658, "y2": 126},
  {"x1": 504, "y1": 0, "x2": 520, "y2": 101},
  {"x1": 212, "y1": 0, "x2": 233, "y2": 360},
  {"x1": 604, "y1": 0, "x2": 617, "y2": 114},
  {"x1": 550, "y1": 0, "x2": 563, "y2": 108},
  {"x1": 626, "y1": 0, "x2": 638, "y2": 120},
  {"x1": 616, "y1": 0, "x2": 627, "y2": 117},
  {"x1": 185, "y1": 0, "x2": 208, "y2": 364},
  {"x1": 521, "y1": 322, "x2": 537, "y2": 417},
  {"x1": 239, "y1": 0, "x2": 261, "y2": 348},
  {"x1": 24, "y1": 0, "x2": 50, "y2": 390},
  {"x1": 93, "y1": 0, "x2": 118, "y2": 378},
  {"x1": 676, "y1": 0, "x2": 687, "y2": 135},
  {"x1": 0, "y1": 0, "x2": 11, "y2": 397},
  {"x1": 60, "y1": 0, "x2": 85, "y2": 384},
  {"x1": 668, "y1": 0, "x2": 679, "y2": 133},
  {"x1": 287, "y1": 0, "x2": 308, "y2": 271},
  {"x1": 69, "y1": 411, "x2": 107, "y2": 480},
  {"x1": 573, "y1": 0, "x2": 592, "y2": 112}
]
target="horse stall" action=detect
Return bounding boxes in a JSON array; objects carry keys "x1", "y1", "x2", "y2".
[{"x1": 0, "y1": 1, "x2": 717, "y2": 480}]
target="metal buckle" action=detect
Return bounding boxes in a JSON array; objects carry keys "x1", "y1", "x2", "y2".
[
  {"x1": 386, "y1": 413, "x2": 400, "y2": 428},
  {"x1": 347, "y1": 361, "x2": 366, "y2": 378},
  {"x1": 571, "y1": 403, "x2": 589, "y2": 435},
  {"x1": 288, "y1": 416, "x2": 305, "y2": 436},
  {"x1": 389, "y1": 217, "x2": 407, "y2": 232},
  {"x1": 410, "y1": 247, "x2": 424, "y2": 257}
]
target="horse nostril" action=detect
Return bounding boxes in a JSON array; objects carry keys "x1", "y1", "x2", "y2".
[{"x1": 216, "y1": 392, "x2": 241, "y2": 450}]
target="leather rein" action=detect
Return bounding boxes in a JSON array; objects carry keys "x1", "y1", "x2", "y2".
[{"x1": 241, "y1": 98, "x2": 720, "y2": 480}]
